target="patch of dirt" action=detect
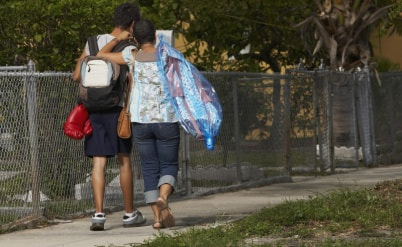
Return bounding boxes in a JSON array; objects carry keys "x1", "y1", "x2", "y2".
[{"x1": 373, "y1": 179, "x2": 402, "y2": 203}]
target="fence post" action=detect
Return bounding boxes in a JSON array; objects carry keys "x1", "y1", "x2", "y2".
[
  {"x1": 367, "y1": 66, "x2": 377, "y2": 166},
  {"x1": 315, "y1": 61, "x2": 327, "y2": 174},
  {"x1": 355, "y1": 65, "x2": 376, "y2": 166},
  {"x1": 232, "y1": 77, "x2": 242, "y2": 184},
  {"x1": 283, "y1": 76, "x2": 291, "y2": 175},
  {"x1": 327, "y1": 71, "x2": 335, "y2": 173},
  {"x1": 312, "y1": 70, "x2": 319, "y2": 175},
  {"x1": 316, "y1": 67, "x2": 335, "y2": 173},
  {"x1": 351, "y1": 70, "x2": 360, "y2": 169},
  {"x1": 181, "y1": 131, "x2": 192, "y2": 196},
  {"x1": 26, "y1": 60, "x2": 41, "y2": 216}
]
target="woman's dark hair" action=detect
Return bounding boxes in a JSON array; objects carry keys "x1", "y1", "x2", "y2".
[
  {"x1": 133, "y1": 19, "x2": 156, "y2": 45},
  {"x1": 114, "y1": 3, "x2": 141, "y2": 29}
]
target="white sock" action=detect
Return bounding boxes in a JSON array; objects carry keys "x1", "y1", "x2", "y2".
[{"x1": 125, "y1": 210, "x2": 137, "y2": 217}]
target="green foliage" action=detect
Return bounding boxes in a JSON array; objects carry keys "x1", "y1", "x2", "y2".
[
  {"x1": 315, "y1": 238, "x2": 402, "y2": 247},
  {"x1": 39, "y1": 160, "x2": 85, "y2": 200},
  {"x1": 164, "y1": 0, "x2": 315, "y2": 72},
  {"x1": 0, "y1": 173, "x2": 29, "y2": 205},
  {"x1": 381, "y1": 0, "x2": 402, "y2": 36},
  {"x1": 234, "y1": 180, "x2": 402, "y2": 239},
  {"x1": 44, "y1": 199, "x2": 93, "y2": 218},
  {"x1": 142, "y1": 0, "x2": 401, "y2": 73},
  {"x1": 139, "y1": 0, "x2": 179, "y2": 30},
  {"x1": 373, "y1": 56, "x2": 401, "y2": 72},
  {"x1": 101, "y1": 0, "x2": 317, "y2": 72},
  {"x1": 139, "y1": 227, "x2": 244, "y2": 247},
  {"x1": 0, "y1": 1, "x2": 400, "y2": 72},
  {"x1": 0, "y1": 0, "x2": 132, "y2": 71}
]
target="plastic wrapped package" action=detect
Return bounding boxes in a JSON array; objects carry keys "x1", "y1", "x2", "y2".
[{"x1": 156, "y1": 35, "x2": 223, "y2": 150}]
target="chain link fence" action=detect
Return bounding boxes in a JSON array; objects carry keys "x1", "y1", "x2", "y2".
[
  {"x1": 0, "y1": 62, "x2": 401, "y2": 233},
  {"x1": 288, "y1": 67, "x2": 382, "y2": 174},
  {"x1": 372, "y1": 72, "x2": 402, "y2": 164},
  {"x1": 291, "y1": 69, "x2": 361, "y2": 172}
]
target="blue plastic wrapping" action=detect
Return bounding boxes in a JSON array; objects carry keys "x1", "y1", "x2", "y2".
[{"x1": 156, "y1": 35, "x2": 223, "y2": 150}]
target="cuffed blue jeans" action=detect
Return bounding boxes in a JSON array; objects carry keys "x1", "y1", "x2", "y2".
[{"x1": 132, "y1": 122, "x2": 180, "y2": 204}]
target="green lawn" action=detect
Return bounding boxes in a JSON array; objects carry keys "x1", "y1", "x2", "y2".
[{"x1": 131, "y1": 179, "x2": 401, "y2": 247}]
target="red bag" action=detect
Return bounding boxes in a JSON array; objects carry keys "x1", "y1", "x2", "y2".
[
  {"x1": 64, "y1": 103, "x2": 93, "y2": 139},
  {"x1": 83, "y1": 119, "x2": 93, "y2": 136}
]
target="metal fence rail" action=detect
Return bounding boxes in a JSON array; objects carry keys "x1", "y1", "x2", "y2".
[{"x1": 0, "y1": 63, "x2": 401, "y2": 232}]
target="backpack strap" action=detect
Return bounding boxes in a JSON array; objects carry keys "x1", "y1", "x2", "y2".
[
  {"x1": 123, "y1": 51, "x2": 136, "y2": 110},
  {"x1": 113, "y1": 40, "x2": 136, "y2": 52},
  {"x1": 112, "y1": 40, "x2": 136, "y2": 103},
  {"x1": 88, "y1": 36, "x2": 99, "y2": 56}
]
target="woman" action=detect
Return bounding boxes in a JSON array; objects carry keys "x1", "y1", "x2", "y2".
[{"x1": 97, "y1": 19, "x2": 179, "y2": 229}]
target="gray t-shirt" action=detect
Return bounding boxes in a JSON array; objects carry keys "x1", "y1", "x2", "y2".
[{"x1": 84, "y1": 34, "x2": 136, "y2": 55}]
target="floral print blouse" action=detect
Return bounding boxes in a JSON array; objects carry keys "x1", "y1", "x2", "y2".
[{"x1": 122, "y1": 47, "x2": 177, "y2": 123}]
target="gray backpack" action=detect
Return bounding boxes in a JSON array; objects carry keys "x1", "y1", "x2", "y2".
[{"x1": 79, "y1": 35, "x2": 134, "y2": 112}]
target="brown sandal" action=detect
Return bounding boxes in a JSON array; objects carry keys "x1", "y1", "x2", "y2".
[
  {"x1": 152, "y1": 221, "x2": 164, "y2": 230},
  {"x1": 156, "y1": 197, "x2": 175, "y2": 228}
]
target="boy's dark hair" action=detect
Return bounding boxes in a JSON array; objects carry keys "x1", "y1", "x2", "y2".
[
  {"x1": 133, "y1": 19, "x2": 156, "y2": 45},
  {"x1": 114, "y1": 2, "x2": 141, "y2": 29}
]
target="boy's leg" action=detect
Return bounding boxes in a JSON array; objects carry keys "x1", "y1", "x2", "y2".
[
  {"x1": 118, "y1": 152, "x2": 146, "y2": 228},
  {"x1": 118, "y1": 153, "x2": 133, "y2": 213},
  {"x1": 91, "y1": 156, "x2": 107, "y2": 231},
  {"x1": 92, "y1": 156, "x2": 107, "y2": 213}
]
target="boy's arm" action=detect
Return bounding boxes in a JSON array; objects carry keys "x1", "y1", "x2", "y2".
[{"x1": 72, "y1": 50, "x2": 87, "y2": 82}]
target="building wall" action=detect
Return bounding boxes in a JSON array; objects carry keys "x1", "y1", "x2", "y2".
[{"x1": 371, "y1": 33, "x2": 402, "y2": 67}]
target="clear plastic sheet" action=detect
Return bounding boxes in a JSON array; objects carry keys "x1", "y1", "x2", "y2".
[{"x1": 156, "y1": 35, "x2": 223, "y2": 150}]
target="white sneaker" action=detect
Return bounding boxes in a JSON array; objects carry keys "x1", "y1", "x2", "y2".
[
  {"x1": 122, "y1": 210, "x2": 146, "y2": 227},
  {"x1": 90, "y1": 213, "x2": 106, "y2": 231}
]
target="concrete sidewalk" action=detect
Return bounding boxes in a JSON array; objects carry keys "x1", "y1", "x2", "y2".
[{"x1": 1, "y1": 164, "x2": 401, "y2": 247}]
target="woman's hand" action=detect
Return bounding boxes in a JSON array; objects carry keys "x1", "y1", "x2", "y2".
[{"x1": 117, "y1": 31, "x2": 132, "y2": 41}]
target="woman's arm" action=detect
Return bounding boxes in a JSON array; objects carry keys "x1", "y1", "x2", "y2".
[{"x1": 97, "y1": 31, "x2": 132, "y2": 65}]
